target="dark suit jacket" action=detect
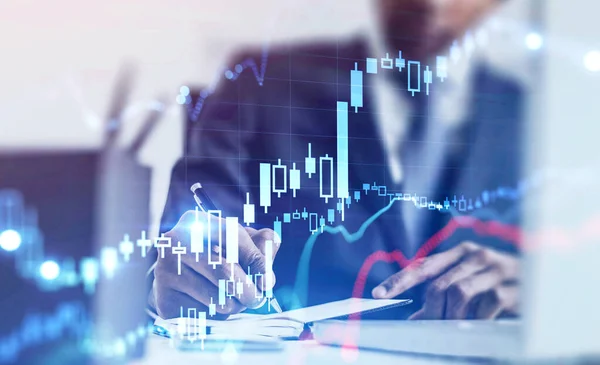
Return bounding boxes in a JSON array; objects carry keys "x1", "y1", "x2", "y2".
[{"x1": 156, "y1": 37, "x2": 524, "y2": 318}]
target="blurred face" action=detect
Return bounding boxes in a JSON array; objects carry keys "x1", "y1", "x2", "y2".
[{"x1": 377, "y1": 0, "x2": 498, "y2": 60}]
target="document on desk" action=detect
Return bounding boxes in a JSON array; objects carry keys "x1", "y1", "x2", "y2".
[{"x1": 154, "y1": 298, "x2": 411, "y2": 340}]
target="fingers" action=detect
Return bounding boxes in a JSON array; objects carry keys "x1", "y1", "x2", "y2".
[
  {"x1": 198, "y1": 260, "x2": 265, "y2": 309},
  {"x1": 154, "y1": 286, "x2": 210, "y2": 319},
  {"x1": 443, "y1": 266, "x2": 505, "y2": 319},
  {"x1": 248, "y1": 228, "x2": 280, "y2": 290},
  {"x1": 154, "y1": 285, "x2": 234, "y2": 320},
  {"x1": 422, "y1": 252, "x2": 489, "y2": 319},
  {"x1": 442, "y1": 248, "x2": 519, "y2": 320},
  {"x1": 237, "y1": 228, "x2": 278, "y2": 294},
  {"x1": 244, "y1": 227, "x2": 258, "y2": 236},
  {"x1": 175, "y1": 264, "x2": 246, "y2": 314},
  {"x1": 410, "y1": 284, "x2": 517, "y2": 321},
  {"x1": 175, "y1": 236, "x2": 265, "y2": 308},
  {"x1": 373, "y1": 242, "x2": 521, "y2": 320},
  {"x1": 173, "y1": 211, "x2": 280, "y2": 280},
  {"x1": 165, "y1": 211, "x2": 270, "y2": 309},
  {"x1": 160, "y1": 211, "x2": 283, "y2": 316},
  {"x1": 372, "y1": 242, "x2": 478, "y2": 299},
  {"x1": 155, "y1": 257, "x2": 245, "y2": 315},
  {"x1": 157, "y1": 254, "x2": 263, "y2": 311},
  {"x1": 474, "y1": 285, "x2": 519, "y2": 319},
  {"x1": 249, "y1": 228, "x2": 281, "y2": 259}
]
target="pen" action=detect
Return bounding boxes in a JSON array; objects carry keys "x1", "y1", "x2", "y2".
[{"x1": 190, "y1": 182, "x2": 284, "y2": 314}]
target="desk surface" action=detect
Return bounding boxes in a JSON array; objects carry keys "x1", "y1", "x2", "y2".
[
  {"x1": 132, "y1": 320, "x2": 508, "y2": 365},
  {"x1": 135, "y1": 336, "x2": 474, "y2": 365}
]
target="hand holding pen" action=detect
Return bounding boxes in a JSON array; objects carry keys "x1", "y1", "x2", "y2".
[
  {"x1": 151, "y1": 183, "x2": 282, "y2": 319},
  {"x1": 189, "y1": 182, "x2": 283, "y2": 313}
]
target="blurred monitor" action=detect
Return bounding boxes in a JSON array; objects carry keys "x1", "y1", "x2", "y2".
[
  {"x1": 0, "y1": 149, "x2": 150, "y2": 364},
  {"x1": 0, "y1": 151, "x2": 99, "y2": 364}
]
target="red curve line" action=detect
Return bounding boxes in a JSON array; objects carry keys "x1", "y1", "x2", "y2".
[
  {"x1": 341, "y1": 215, "x2": 599, "y2": 351},
  {"x1": 351, "y1": 216, "x2": 522, "y2": 299},
  {"x1": 352, "y1": 213, "x2": 600, "y2": 300}
]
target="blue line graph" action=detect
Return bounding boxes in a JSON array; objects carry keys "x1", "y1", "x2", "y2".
[
  {"x1": 291, "y1": 197, "x2": 522, "y2": 308},
  {"x1": 179, "y1": 25, "x2": 493, "y2": 123},
  {"x1": 293, "y1": 197, "x2": 400, "y2": 308},
  {"x1": 259, "y1": 160, "x2": 588, "y2": 238},
  {"x1": 185, "y1": 46, "x2": 270, "y2": 122},
  {"x1": 179, "y1": 21, "x2": 511, "y2": 128},
  {"x1": 0, "y1": 302, "x2": 151, "y2": 364},
  {"x1": 289, "y1": 171, "x2": 560, "y2": 307},
  {"x1": 0, "y1": 302, "x2": 88, "y2": 364}
]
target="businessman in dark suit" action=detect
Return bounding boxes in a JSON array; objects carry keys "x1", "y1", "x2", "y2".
[{"x1": 150, "y1": 0, "x2": 522, "y2": 320}]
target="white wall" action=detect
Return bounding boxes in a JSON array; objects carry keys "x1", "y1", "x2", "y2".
[
  {"x1": 0, "y1": 0, "x2": 371, "y2": 146},
  {"x1": 0, "y1": 0, "x2": 529, "y2": 235},
  {"x1": 523, "y1": 0, "x2": 600, "y2": 359},
  {"x1": 0, "y1": 0, "x2": 373, "y2": 235}
]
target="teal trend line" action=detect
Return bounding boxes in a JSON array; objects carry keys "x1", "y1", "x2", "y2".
[
  {"x1": 293, "y1": 197, "x2": 401, "y2": 308},
  {"x1": 291, "y1": 196, "x2": 521, "y2": 308}
]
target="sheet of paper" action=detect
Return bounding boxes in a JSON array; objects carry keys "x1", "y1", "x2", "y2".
[{"x1": 259, "y1": 298, "x2": 411, "y2": 323}]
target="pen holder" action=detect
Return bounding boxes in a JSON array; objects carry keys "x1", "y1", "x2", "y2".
[{"x1": 92, "y1": 147, "x2": 151, "y2": 363}]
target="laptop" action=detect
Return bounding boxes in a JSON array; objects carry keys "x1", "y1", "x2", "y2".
[{"x1": 314, "y1": 0, "x2": 600, "y2": 361}]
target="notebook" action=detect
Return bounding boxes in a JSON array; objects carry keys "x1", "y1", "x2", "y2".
[{"x1": 154, "y1": 298, "x2": 412, "y2": 340}]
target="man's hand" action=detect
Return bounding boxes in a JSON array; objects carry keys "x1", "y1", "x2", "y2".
[
  {"x1": 372, "y1": 242, "x2": 519, "y2": 319},
  {"x1": 152, "y1": 210, "x2": 280, "y2": 319}
]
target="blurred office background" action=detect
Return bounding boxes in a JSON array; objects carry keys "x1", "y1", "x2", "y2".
[
  {"x1": 0, "y1": 0, "x2": 531, "y2": 237},
  {"x1": 1, "y1": 0, "x2": 600, "y2": 362}
]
